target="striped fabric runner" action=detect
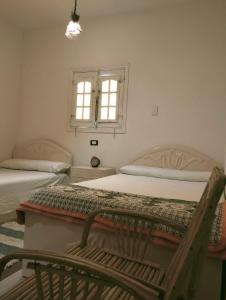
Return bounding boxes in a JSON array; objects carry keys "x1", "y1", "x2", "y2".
[{"x1": 0, "y1": 222, "x2": 24, "y2": 259}]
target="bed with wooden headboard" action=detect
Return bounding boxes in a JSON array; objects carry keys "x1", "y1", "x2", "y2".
[
  {"x1": 0, "y1": 139, "x2": 72, "y2": 224},
  {"x1": 18, "y1": 144, "x2": 224, "y2": 300}
]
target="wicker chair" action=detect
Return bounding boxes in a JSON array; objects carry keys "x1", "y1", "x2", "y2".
[{"x1": 0, "y1": 167, "x2": 225, "y2": 299}]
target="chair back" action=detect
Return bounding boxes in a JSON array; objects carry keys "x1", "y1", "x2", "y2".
[{"x1": 163, "y1": 167, "x2": 225, "y2": 300}]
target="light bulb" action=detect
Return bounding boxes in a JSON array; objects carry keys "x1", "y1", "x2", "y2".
[{"x1": 65, "y1": 20, "x2": 82, "y2": 39}]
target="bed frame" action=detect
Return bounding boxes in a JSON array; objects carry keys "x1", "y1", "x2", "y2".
[
  {"x1": 13, "y1": 139, "x2": 72, "y2": 164},
  {"x1": 132, "y1": 144, "x2": 221, "y2": 171}
]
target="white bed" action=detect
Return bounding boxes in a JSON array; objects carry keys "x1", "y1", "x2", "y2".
[
  {"x1": 0, "y1": 139, "x2": 72, "y2": 223},
  {"x1": 21, "y1": 145, "x2": 223, "y2": 300}
]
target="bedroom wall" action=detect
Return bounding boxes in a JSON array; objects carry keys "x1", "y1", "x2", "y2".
[
  {"x1": 17, "y1": 0, "x2": 226, "y2": 168},
  {"x1": 0, "y1": 20, "x2": 23, "y2": 161}
]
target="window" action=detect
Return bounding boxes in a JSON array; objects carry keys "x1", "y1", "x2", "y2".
[
  {"x1": 99, "y1": 79, "x2": 118, "y2": 121},
  {"x1": 70, "y1": 67, "x2": 128, "y2": 133},
  {"x1": 75, "y1": 81, "x2": 92, "y2": 120}
]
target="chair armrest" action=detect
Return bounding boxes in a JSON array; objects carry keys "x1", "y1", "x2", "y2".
[
  {"x1": 80, "y1": 207, "x2": 187, "y2": 247},
  {"x1": 0, "y1": 249, "x2": 155, "y2": 300}
]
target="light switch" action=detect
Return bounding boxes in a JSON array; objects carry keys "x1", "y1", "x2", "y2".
[{"x1": 152, "y1": 105, "x2": 159, "y2": 116}]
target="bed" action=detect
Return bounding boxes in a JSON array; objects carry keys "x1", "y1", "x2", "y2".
[
  {"x1": 18, "y1": 145, "x2": 224, "y2": 300},
  {"x1": 0, "y1": 139, "x2": 72, "y2": 224}
]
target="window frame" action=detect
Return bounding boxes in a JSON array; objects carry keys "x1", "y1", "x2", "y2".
[
  {"x1": 70, "y1": 71, "x2": 97, "y2": 128},
  {"x1": 75, "y1": 81, "x2": 92, "y2": 121},
  {"x1": 68, "y1": 65, "x2": 129, "y2": 134},
  {"x1": 98, "y1": 77, "x2": 119, "y2": 123}
]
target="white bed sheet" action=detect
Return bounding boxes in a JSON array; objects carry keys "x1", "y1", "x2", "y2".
[
  {"x1": 0, "y1": 168, "x2": 69, "y2": 218},
  {"x1": 76, "y1": 173, "x2": 208, "y2": 202}
]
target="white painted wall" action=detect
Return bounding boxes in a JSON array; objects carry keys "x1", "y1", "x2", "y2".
[
  {"x1": 17, "y1": 0, "x2": 226, "y2": 168},
  {"x1": 0, "y1": 20, "x2": 23, "y2": 161}
]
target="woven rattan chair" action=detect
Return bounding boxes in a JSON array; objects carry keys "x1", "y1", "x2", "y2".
[{"x1": 0, "y1": 167, "x2": 225, "y2": 299}]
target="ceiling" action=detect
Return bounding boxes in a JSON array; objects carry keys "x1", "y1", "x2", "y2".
[{"x1": 0, "y1": 0, "x2": 188, "y2": 30}]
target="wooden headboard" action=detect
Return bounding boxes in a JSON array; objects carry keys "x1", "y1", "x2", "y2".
[
  {"x1": 132, "y1": 145, "x2": 221, "y2": 171},
  {"x1": 13, "y1": 139, "x2": 72, "y2": 164}
]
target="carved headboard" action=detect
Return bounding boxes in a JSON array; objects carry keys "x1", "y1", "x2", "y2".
[
  {"x1": 132, "y1": 145, "x2": 221, "y2": 171},
  {"x1": 13, "y1": 139, "x2": 72, "y2": 164}
]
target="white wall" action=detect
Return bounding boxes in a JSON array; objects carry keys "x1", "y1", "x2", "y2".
[
  {"x1": 0, "y1": 20, "x2": 23, "y2": 161},
  {"x1": 17, "y1": 0, "x2": 226, "y2": 168}
]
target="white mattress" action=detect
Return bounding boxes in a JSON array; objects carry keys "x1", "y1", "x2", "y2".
[
  {"x1": 77, "y1": 173, "x2": 209, "y2": 202},
  {"x1": 0, "y1": 168, "x2": 69, "y2": 218}
]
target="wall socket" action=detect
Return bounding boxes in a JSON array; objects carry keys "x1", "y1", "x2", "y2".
[{"x1": 90, "y1": 140, "x2": 98, "y2": 146}]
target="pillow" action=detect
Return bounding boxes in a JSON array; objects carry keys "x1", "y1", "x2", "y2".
[
  {"x1": 119, "y1": 165, "x2": 211, "y2": 182},
  {"x1": 0, "y1": 159, "x2": 71, "y2": 174}
]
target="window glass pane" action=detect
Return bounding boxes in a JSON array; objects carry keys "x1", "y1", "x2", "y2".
[
  {"x1": 109, "y1": 107, "x2": 116, "y2": 120},
  {"x1": 110, "y1": 80, "x2": 118, "y2": 92},
  {"x1": 85, "y1": 81, "x2": 91, "y2": 93},
  {"x1": 83, "y1": 108, "x2": 90, "y2": 120},
  {"x1": 101, "y1": 93, "x2": 108, "y2": 106},
  {"x1": 76, "y1": 107, "x2": 83, "y2": 119},
  {"x1": 77, "y1": 94, "x2": 83, "y2": 106},
  {"x1": 84, "y1": 94, "x2": 91, "y2": 107},
  {"x1": 109, "y1": 93, "x2": 117, "y2": 106},
  {"x1": 101, "y1": 107, "x2": 108, "y2": 120},
  {"x1": 102, "y1": 80, "x2": 109, "y2": 92},
  {"x1": 77, "y1": 82, "x2": 84, "y2": 93}
]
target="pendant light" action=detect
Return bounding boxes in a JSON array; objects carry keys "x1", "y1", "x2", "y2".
[{"x1": 65, "y1": 0, "x2": 82, "y2": 39}]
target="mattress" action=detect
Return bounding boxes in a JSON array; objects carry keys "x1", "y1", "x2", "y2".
[
  {"x1": 0, "y1": 168, "x2": 69, "y2": 223},
  {"x1": 76, "y1": 173, "x2": 209, "y2": 202}
]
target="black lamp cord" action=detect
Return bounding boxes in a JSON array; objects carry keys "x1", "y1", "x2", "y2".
[
  {"x1": 71, "y1": 0, "x2": 80, "y2": 22},
  {"x1": 73, "y1": 0, "x2": 77, "y2": 15}
]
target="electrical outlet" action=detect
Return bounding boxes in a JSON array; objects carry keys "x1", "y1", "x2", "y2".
[{"x1": 90, "y1": 140, "x2": 98, "y2": 146}]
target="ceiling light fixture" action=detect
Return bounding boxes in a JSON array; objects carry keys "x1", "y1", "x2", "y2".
[{"x1": 65, "y1": 0, "x2": 82, "y2": 39}]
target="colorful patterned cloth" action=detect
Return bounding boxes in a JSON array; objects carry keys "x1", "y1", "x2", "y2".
[{"x1": 26, "y1": 185, "x2": 223, "y2": 245}]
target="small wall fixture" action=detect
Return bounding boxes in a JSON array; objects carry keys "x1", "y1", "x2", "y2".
[{"x1": 65, "y1": 0, "x2": 82, "y2": 39}]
